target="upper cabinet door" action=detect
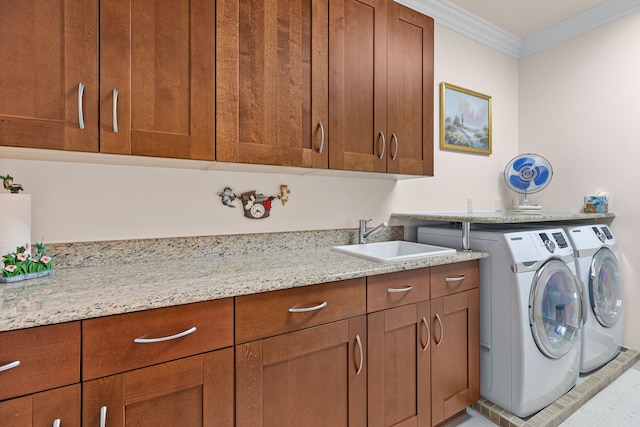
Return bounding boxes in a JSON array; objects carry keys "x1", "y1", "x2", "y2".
[
  {"x1": 386, "y1": 2, "x2": 434, "y2": 176},
  {"x1": 216, "y1": 0, "x2": 329, "y2": 168},
  {"x1": 99, "y1": 0, "x2": 215, "y2": 160},
  {"x1": 329, "y1": 0, "x2": 388, "y2": 173},
  {"x1": 0, "y1": 0, "x2": 98, "y2": 152}
]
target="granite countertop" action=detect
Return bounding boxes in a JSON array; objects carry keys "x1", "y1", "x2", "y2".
[
  {"x1": 391, "y1": 210, "x2": 615, "y2": 223},
  {"x1": 0, "y1": 238, "x2": 487, "y2": 332}
]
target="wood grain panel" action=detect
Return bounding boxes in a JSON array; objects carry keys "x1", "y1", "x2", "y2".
[
  {"x1": 0, "y1": 322, "x2": 80, "y2": 402},
  {"x1": 33, "y1": 384, "x2": 81, "y2": 427},
  {"x1": 235, "y1": 278, "x2": 366, "y2": 343},
  {"x1": 82, "y1": 299, "x2": 233, "y2": 380}
]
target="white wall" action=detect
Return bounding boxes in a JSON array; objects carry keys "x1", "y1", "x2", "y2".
[
  {"x1": 519, "y1": 11, "x2": 640, "y2": 349},
  {"x1": 0, "y1": 23, "x2": 520, "y2": 244}
]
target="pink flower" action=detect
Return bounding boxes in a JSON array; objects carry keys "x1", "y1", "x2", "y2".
[
  {"x1": 4, "y1": 265, "x2": 16, "y2": 273},
  {"x1": 40, "y1": 256, "x2": 51, "y2": 264},
  {"x1": 16, "y1": 253, "x2": 28, "y2": 261},
  {"x1": 23, "y1": 242, "x2": 30, "y2": 251}
]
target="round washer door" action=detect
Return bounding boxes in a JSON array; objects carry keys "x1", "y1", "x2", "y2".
[
  {"x1": 529, "y1": 259, "x2": 583, "y2": 359},
  {"x1": 590, "y1": 247, "x2": 623, "y2": 327}
]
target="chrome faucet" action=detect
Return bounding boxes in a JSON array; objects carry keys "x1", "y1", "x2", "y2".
[{"x1": 359, "y1": 219, "x2": 388, "y2": 244}]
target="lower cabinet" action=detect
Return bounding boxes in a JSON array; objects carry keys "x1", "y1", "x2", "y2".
[
  {"x1": 0, "y1": 384, "x2": 80, "y2": 427},
  {"x1": 82, "y1": 349, "x2": 234, "y2": 427}
]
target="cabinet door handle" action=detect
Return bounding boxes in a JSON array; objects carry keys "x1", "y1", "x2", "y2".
[
  {"x1": 391, "y1": 132, "x2": 398, "y2": 160},
  {"x1": 421, "y1": 316, "x2": 430, "y2": 351},
  {"x1": 318, "y1": 121, "x2": 325, "y2": 154},
  {"x1": 78, "y1": 82, "x2": 85, "y2": 130},
  {"x1": 288, "y1": 301, "x2": 328, "y2": 313},
  {"x1": 378, "y1": 131, "x2": 386, "y2": 159},
  {"x1": 435, "y1": 314, "x2": 444, "y2": 347},
  {"x1": 0, "y1": 360, "x2": 20, "y2": 372},
  {"x1": 53, "y1": 419, "x2": 61, "y2": 427},
  {"x1": 100, "y1": 406, "x2": 107, "y2": 427},
  {"x1": 355, "y1": 334, "x2": 364, "y2": 375},
  {"x1": 445, "y1": 274, "x2": 466, "y2": 282},
  {"x1": 112, "y1": 88, "x2": 119, "y2": 133},
  {"x1": 387, "y1": 284, "x2": 414, "y2": 293},
  {"x1": 134, "y1": 326, "x2": 197, "y2": 344}
]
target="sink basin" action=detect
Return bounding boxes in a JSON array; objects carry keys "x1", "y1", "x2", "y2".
[{"x1": 332, "y1": 241, "x2": 456, "y2": 263}]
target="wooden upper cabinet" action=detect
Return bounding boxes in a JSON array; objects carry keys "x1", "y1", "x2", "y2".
[
  {"x1": 99, "y1": 0, "x2": 215, "y2": 160},
  {"x1": 0, "y1": 0, "x2": 98, "y2": 152},
  {"x1": 329, "y1": 0, "x2": 434, "y2": 175},
  {"x1": 329, "y1": 0, "x2": 387, "y2": 173},
  {"x1": 216, "y1": 0, "x2": 329, "y2": 168},
  {"x1": 386, "y1": 2, "x2": 434, "y2": 175}
]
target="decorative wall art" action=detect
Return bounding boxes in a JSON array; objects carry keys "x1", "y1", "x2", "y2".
[
  {"x1": 440, "y1": 82, "x2": 492, "y2": 154},
  {"x1": 217, "y1": 185, "x2": 290, "y2": 219}
]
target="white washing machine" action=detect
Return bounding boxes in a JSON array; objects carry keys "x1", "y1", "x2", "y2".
[
  {"x1": 418, "y1": 226, "x2": 586, "y2": 418},
  {"x1": 565, "y1": 224, "x2": 623, "y2": 373}
]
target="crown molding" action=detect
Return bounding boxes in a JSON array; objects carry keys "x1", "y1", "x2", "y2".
[{"x1": 397, "y1": 0, "x2": 640, "y2": 59}]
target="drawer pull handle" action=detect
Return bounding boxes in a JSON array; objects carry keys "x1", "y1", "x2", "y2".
[
  {"x1": 318, "y1": 121, "x2": 325, "y2": 154},
  {"x1": 134, "y1": 326, "x2": 197, "y2": 344},
  {"x1": 53, "y1": 419, "x2": 61, "y2": 427},
  {"x1": 355, "y1": 334, "x2": 364, "y2": 375},
  {"x1": 0, "y1": 360, "x2": 20, "y2": 372},
  {"x1": 387, "y1": 284, "x2": 414, "y2": 293},
  {"x1": 78, "y1": 82, "x2": 85, "y2": 129},
  {"x1": 100, "y1": 406, "x2": 107, "y2": 427},
  {"x1": 421, "y1": 316, "x2": 430, "y2": 351},
  {"x1": 288, "y1": 301, "x2": 328, "y2": 313},
  {"x1": 445, "y1": 274, "x2": 466, "y2": 282},
  {"x1": 112, "y1": 88, "x2": 119, "y2": 133},
  {"x1": 435, "y1": 314, "x2": 444, "y2": 347},
  {"x1": 391, "y1": 132, "x2": 398, "y2": 160},
  {"x1": 378, "y1": 131, "x2": 386, "y2": 159}
]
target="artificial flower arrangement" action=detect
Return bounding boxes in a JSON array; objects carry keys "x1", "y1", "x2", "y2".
[{"x1": 1, "y1": 241, "x2": 53, "y2": 282}]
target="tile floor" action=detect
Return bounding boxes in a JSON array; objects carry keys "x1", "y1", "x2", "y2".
[{"x1": 441, "y1": 348, "x2": 640, "y2": 427}]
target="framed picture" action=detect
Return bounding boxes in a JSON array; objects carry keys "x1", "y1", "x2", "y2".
[{"x1": 440, "y1": 82, "x2": 492, "y2": 154}]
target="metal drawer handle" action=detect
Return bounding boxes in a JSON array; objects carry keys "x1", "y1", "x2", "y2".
[
  {"x1": 387, "y1": 284, "x2": 414, "y2": 293},
  {"x1": 318, "y1": 121, "x2": 325, "y2": 154},
  {"x1": 435, "y1": 314, "x2": 444, "y2": 347},
  {"x1": 0, "y1": 360, "x2": 20, "y2": 372},
  {"x1": 288, "y1": 301, "x2": 328, "y2": 313},
  {"x1": 78, "y1": 82, "x2": 85, "y2": 129},
  {"x1": 378, "y1": 131, "x2": 386, "y2": 159},
  {"x1": 112, "y1": 88, "x2": 119, "y2": 133},
  {"x1": 53, "y1": 419, "x2": 61, "y2": 427},
  {"x1": 391, "y1": 132, "x2": 398, "y2": 160},
  {"x1": 355, "y1": 334, "x2": 363, "y2": 375},
  {"x1": 100, "y1": 406, "x2": 107, "y2": 427},
  {"x1": 445, "y1": 274, "x2": 466, "y2": 282},
  {"x1": 134, "y1": 326, "x2": 197, "y2": 344},
  {"x1": 422, "y1": 316, "x2": 430, "y2": 352}
]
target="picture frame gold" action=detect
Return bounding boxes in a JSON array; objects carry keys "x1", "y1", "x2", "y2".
[{"x1": 440, "y1": 82, "x2": 492, "y2": 154}]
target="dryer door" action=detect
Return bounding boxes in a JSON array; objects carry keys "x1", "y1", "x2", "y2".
[
  {"x1": 529, "y1": 259, "x2": 583, "y2": 359},
  {"x1": 590, "y1": 247, "x2": 623, "y2": 327}
]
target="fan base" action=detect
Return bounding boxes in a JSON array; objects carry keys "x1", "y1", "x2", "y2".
[{"x1": 510, "y1": 205, "x2": 543, "y2": 214}]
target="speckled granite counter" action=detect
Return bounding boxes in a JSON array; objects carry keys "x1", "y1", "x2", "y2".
[
  {"x1": 0, "y1": 227, "x2": 487, "y2": 332},
  {"x1": 391, "y1": 210, "x2": 614, "y2": 224}
]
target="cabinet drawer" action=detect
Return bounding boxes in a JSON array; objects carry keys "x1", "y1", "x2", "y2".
[
  {"x1": 82, "y1": 298, "x2": 233, "y2": 380},
  {"x1": 431, "y1": 260, "x2": 479, "y2": 299},
  {"x1": 235, "y1": 278, "x2": 366, "y2": 343},
  {"x1": 367, "y1": 268, "x2": 430, "y2": 313},
  {"x1": 0, "y1": 322, "x2": 80, "y2": 401}
]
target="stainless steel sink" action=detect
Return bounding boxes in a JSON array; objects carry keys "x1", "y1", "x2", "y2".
[{"x1": 332, "y1": 241, "x2": 456, "y2": 263}]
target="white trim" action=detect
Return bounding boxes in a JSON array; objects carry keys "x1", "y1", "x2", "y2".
[{"x1": 396, "y1": 0, "x2": 640, "y2": 59}]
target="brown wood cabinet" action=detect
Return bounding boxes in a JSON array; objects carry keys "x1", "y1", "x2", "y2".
[
  {"x1": 235, "y1": 279, "x2": 367, "y2": 426},
  {"x1": 430, "y1": 262, "x2": 480, "y2": 426},
  {"x1": 100, "y1": 0, "x2": 215, "y2": 159},
  {"x1": 0, "y1": 384, "x2": 81, "y2": 427},
  {"x1": 0, "y1": 0, "x2": 98, "y2": 152},
  {"x1": 81, "y1": 299, "x2": 234, "y2": 427},
  {"x1": 329, "y1": 0, "x2": 434, "y2": 175},
  {"x1": 216, "y1": 0, "x2": 329, "y2": 168}
]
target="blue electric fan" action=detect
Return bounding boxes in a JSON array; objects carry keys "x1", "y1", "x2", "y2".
[{"x1": 504, "y1": 153, "x2": 553, "y2": 212}]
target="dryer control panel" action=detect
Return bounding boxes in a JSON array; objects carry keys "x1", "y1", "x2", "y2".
[{"x1": 506, "y1": 228, "x2": 575, "y2": 263}]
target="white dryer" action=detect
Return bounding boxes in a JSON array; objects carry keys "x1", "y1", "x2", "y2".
[
  {"x1": 418, "y1": 226, "x2": 586, "y2": 418},
  {"x1": 565, "y1": 224, "x2": 623, "y2": 373}
]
